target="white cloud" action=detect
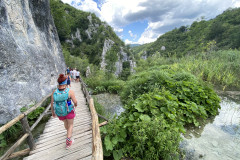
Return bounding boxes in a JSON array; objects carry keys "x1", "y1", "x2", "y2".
[
  {"x1": 137, "y1": 24, "x2": 160, "y2": 44},
  {"x1": 135, "y1": 0, "x2": 239, "y2": 44},
  {"x1": 233, "y1": 0, "x2": 240, "y2": 7},
  {"x1": 125, "y1": 39, "x2": 136, "y2": 44},
  {"x1": 114, "y1": 28, "x2": 123, "y2": 33},
  {"x1": 61, "y1": 0, "x2": 73, "y2": 4},
  {"x1": 62, "y1": 0, "x2": 240, "y2": 44},
  {"x1": 128, "y1": 30, "x2": 137, "y2": 40}
]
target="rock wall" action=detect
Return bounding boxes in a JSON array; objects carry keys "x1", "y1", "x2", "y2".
[
  {"x1": 100, "y1": 39, "x2": 115, "y2": 70},
  {"x1": 0, "y1": 0, "x2": 66, "y2": 124}
]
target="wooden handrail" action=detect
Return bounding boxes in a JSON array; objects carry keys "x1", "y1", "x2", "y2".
[
  {"x1": 79, "y1": 76, "x2": 103, "y2": 160},
  {"x1": 0, "y1": 114, "x2": 25, "y2": 135},
  {"x1": 1, "y1": 133, "x2": 29, "y2": 160},
  {"x1": 0, "y1": 93, "x2": 52, "y2": 160},
  {"x1": 0, "y1": 93, "x2": 51, "y2": 134}
]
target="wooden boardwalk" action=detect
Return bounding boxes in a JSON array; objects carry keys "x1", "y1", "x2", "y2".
[{"x1": 24, "y1": 82, "x2": 92, "y2": 160}]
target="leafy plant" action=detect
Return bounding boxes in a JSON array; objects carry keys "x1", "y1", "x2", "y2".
[
  {"x1": 102, "y1": 114, "x2": 181, "y2": 160},
  {"x1": 102, "y1": 67, "x2": 220, "y2": 159}
]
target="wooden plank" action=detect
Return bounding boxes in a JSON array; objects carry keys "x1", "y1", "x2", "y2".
[
  {"x1": 30, "y1": 132, "x2": 92, "y2": 154},
  {"x1": 0, "y1": 133, "x2": 29, "y2": 160},
  {"x1": 45, "y1": 117, "x2": 92, "y2": 127},
  {"x1": 43, "y1": 122, "x2": 92, "y2": 133},
  {"x1": 58, "y1": 147, "x2": 92, "y2": 160},
  {"x1": 0, "y1": 114, "x2": 25, "y2": 134},
  {"x1": 26, "y1": 141, "x2": 92, "y2": 160},
  {"x1": 88, "y1": 98, "x2": 103, "y2": 160},
  {"x1": 36, "y1": 126, "x2": 92, "y2": 145},
  {"x1": 79, "y1": 155, "x2": 92, "y2": 160},
  {"x1": 44, "y1": 118, "x2": 92, "y2": 129},
  {"x1": 34, "y1": 130, "x2": 92, "y2": 150},
  {"x1": 29, "y1": 137, "x2": 92, "y2": 159},
  {"x1": 48, "y1": 114, "x2": 92, "y2": 123},
  {"x1": 7, "y1": 148, "x2": 30, "y2": 160},
  {"x1": 46, "y1": 115, "x2": 92, "y2": 125},
  {"x1": 39, "y1": 125, "x2": 92, "y2": 139}
]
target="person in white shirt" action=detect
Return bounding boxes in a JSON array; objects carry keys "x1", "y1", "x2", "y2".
[
  {"x1": 72, "y1": 68, "x2": 77, "y2": 82},
  {"x1": 76, "y1": 69, "x2": 80, "y2": 82}
]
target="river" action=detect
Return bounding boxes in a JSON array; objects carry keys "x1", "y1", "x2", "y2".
[{"x1": 93, "y1": 93, "x2": 240, "y2": 160}]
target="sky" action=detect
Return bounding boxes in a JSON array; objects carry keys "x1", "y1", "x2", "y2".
[{"x1": 61, "y1": 0, "x2": 240, "y2": 44}]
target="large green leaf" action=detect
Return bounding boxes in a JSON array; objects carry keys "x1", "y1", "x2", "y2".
[
  {"x1": 104, "y1": 135, "x2": 113, "y2": 151},
  {"x1": 113, "y1": 150, "x2": 123, "y2": 160},
  {"x1": 139, "y1": 114, "x2": 151, "y2": 122},
  {"x1": 134, "y1": 103, "x2": 144, "y2": 112}
]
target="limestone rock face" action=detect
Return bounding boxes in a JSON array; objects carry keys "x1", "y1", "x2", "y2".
[
  {"x1": 85, "y1": 14, "x2": 98, "y2": 39},
  {"x1": 0, "y1": 0, "x2": 66, "y2": 124},
  {"x1": 100, "y1": 39, "x2": 115, "y2": 70},
  {"x1": 115, "y1": 47, "x2": 128, "y2": 76}
]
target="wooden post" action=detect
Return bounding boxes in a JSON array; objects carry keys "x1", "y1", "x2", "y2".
[
  {"x1": 89, "y1": 98, "x2": 103, "y2": 160},
  {"x1": 20, "y1": 117, "x2": 35, "y2": 150}
]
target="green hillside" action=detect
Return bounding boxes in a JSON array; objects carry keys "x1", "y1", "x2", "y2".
[
  {"x1": 50, "y1": 0, "x2": 132, "y2": 78},
  {"x1": 135, "y1": 8, "x2": 240, "y2": 57}
]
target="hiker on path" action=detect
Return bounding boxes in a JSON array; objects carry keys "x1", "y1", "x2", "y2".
[
  {"x1": 70, "y1": 69, "x2": 73, "y2": 82},
  {"x1": 66, "y1": 72, "x2": 71, "y2": 88},
  {"x1": 66, "y1": 67, "x2": 70, "y2": 75},
  {"x1": 76, "y1": 69, "x2": 80, "y2": 82},
  {"x1": 72, "y1": 68, "x2": 77, "y2": 82},
  {"x1": 51, "y1": 74, "x2": 78, "y2": 149}
]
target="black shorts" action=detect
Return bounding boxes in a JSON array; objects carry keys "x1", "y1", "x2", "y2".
[{"x1": 76, "y1": 76, "x2": 79, "y2": 79}]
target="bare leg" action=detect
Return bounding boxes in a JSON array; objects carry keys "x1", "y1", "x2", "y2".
[
  {"x1": 66, "y1": 118, "x2": 74, "y2": 138},
  {"x1": 63, "y1": 119, "x2": 68, "y2": 130}
]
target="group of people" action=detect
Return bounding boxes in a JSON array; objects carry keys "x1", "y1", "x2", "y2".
[
  {"x1": 65, "y1": 67, "x2": 80, "y2": 88},
  {"x1": 50, "y1": 67, "x2": 80, "y2": 149}
]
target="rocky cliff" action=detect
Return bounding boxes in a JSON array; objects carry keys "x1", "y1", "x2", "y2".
[{"x1": 0, "y1": 0, "x2": 66, "y2": 124}]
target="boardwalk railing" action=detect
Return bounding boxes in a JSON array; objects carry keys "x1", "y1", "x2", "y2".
[
  {"x1": 1, "y1": 77, "x2": 107, "y2": 160},
  {"x1": 79, "y1": 76, "x2": 107, "y2": 160},
  {"x1": 0, "y1": 94, "x2": 52, "y2": 160}
]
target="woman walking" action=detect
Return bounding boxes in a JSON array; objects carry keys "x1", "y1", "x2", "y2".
[{"x1": 51, "y1": 74, "x2": 77, "y2": 149}]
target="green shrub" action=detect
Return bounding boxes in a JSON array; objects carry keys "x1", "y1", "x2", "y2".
[
  {"x1": 121, "y1": 67, "x2": 220, "y2": 119},
  {"x1": 102, "y1": 67, "x2": 220, "y2": 159},
  {"x1": 85, "y1": 71, "x2": 125, "y2": 94},
  {"x1": 102, "y1": 114, "x2": 181, "y2": 160}
]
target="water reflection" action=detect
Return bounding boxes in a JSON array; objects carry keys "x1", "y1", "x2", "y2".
[
  {"x1": 181, "y1": 96, "x2": 240, "y2": 160},
  {"x1": 93, "y1": 93, "x2": 124, "y2": 118}
]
